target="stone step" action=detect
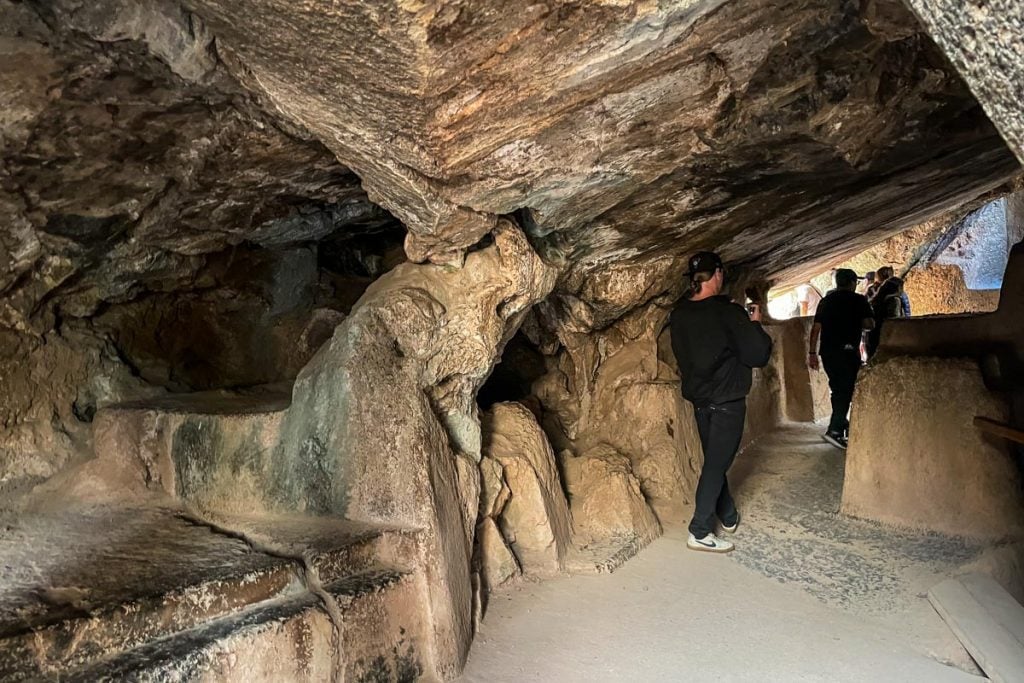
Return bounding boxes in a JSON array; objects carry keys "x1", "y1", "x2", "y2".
[
  {"x1": 67, "y1": 385, "x2": 296, "y2": 514},
  {"x1": 0, "y1": 506, "x2": 425, "y2": 681},
  {"x1": 66, "y1": 569, "x2": 425, "y2": 683}
]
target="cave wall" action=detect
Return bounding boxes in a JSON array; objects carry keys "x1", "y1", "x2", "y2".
[
  {"x1": 531, "y1": 284, "x2": 786, "y2": 527},
  {"x1": 534, "y1": 301, "x2": 703, "y2": 526},
  {"x1": 270, "y1": 222, "x2": 557, "y2": 677},
  {"x1": 0, "y1": 323, "x2": 157, "y2": 509},
  {"x1": 778, "y1": 318, "x2": 833, "y2": 422},
  {"x1": 0, "y1": 0, "x2": 406, "y2": 505},
  {"x1": 902, "y1": 265, "x2": 1000, "y2": 317},
  {"x1": 0, "y1": 0, "x2": 1022, "y2": 676}
]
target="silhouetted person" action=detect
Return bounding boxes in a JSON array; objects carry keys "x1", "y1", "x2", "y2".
[
  {"x1": 866, "y1": 266, "x2": 902, "y2": 357},
  {"x1": 858, "y1": 271, "x2": 875, "y2": 297},
  {"x1": 865, "y1": 269, "x2": 884, "y2": 301},
  {"x1": 669, "y1": 252, "x2": 773, "y2": 553},
  {"x1": 808, "y1": 268, "x2": 875, "y2": 449}
]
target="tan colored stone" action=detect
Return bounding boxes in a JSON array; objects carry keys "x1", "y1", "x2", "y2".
[
  {"x1": 0, "y1": 324, "x2": 159, "y2": 511},
  {"x1": 903, "y1": 264, "x2": 1000, "y2": 316},
  {"x1": 842, "y1": 356, "x2": 1024, "y2": 538},
  {"x1": 482, "y1": 402, "x2": 572, "y2": 577},
  {"x1": 536, "y1": 305, "x2": 700, "y2": 526},
  {"x1": 476, "y1": 517, "x2": 521, "y2": 593},
  {"x1": 772, "y1": 318, "x2": 831, "y2": 423},
  {"x1": 454, "y1": 452, "x2": 482, "y2": 551},
  {"x1": 563, "y1": 445, "x2": 661, "y2": 548},
  {"x1": 479, "y1": 456, "x2": 510, "y2": 519},
  {"x1": 270, "y1": 222, "x2": 556, "y2": 678},
  {"x1": 743, "y1": 335, "x2": 784, "y2": 450}
]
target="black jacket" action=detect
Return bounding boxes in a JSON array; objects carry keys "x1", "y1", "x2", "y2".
[
  {"x1": 871, "y1": 278, "x2": 904, "y2": 320},
  {"x1": 669, "y1": 295, "x2": 773, "y2": 406}
]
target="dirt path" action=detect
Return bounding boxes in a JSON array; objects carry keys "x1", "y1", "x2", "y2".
[{"x1": 460, "y1": 423, "x2": 984, "y2": 682}]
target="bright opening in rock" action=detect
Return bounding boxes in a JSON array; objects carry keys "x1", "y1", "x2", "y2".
[{"x1": 768, "y1": 196, "x2": 1018, "y2": 320}]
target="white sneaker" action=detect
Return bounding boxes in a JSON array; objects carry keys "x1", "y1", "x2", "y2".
[
  {"x1": 687, "y1": 533, "x2": 734, "y2": 553},
  {"x1": 720, "y1": 512, "x2": 740, "y2": 534},
  {"x1": 822, "y1": 431, "x2": 848, "y2": 450}
]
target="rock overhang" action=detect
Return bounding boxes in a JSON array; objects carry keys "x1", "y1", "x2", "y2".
[
  {"x1": 3, "y1": 0, "x2": 1023, "y2": 322},
  {"x1": 178, "y1": 0, "x2": 1021, "y2": 298}
]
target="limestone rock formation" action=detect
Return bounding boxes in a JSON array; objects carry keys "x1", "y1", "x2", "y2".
[
  {"x1": 562, "y1": 444, "x2": 661, "y2": 551},
  {"x1": 0, "y1": 0, "x2": 406, "y2": 506},
  {"x1": 843, "y1": 356, "x2": 1024, "y2": 539},
  {"x1": 534, "y1": 300, "x2": 701, "y2": 525},
  {"x1": 2, "y1": 0, "x2": 1024, "y2": 679},
  {"x1": 270, "y1": 222, "x2": 556, "y2": 676},
  {"x1": 1, "y1": 1, "x2": 391, "y2": 316},
  {"x1": 473, "y1": 455, "x2": 521, "y2": 599},
  {"x1": 481, "y1": 402, "x2": 572, "y2": 577},
  {"x1": 902, "y1": 264, "x2": 1000, "y2": 317},
  {"x1": 534, "y1": 296, "x2": 782, "y2": 526},
  {"x1": 475, "y1": 517, "x2": 521, "y2": 594},
  {"x1": 0, "y1": 322, "x2": 158, "y2": 508},
  {"x1": 773, "y1": 318, "x2": 832, "y2": 423}
]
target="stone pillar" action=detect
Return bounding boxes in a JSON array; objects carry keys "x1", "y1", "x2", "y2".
[{"x1": 269, "y1": 221, "x2": 557, "y2": 678}]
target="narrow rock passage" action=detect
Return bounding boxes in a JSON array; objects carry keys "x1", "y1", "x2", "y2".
[{"x1": 460, "y1": 424, "x2": 985, "y2": 682}]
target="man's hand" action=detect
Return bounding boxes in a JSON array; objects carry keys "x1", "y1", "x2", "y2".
[{"x1": 808, "y1": 352, "x2": 819, "y2": 371}]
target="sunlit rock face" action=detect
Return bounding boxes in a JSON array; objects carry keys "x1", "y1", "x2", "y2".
[{"x1": 188, "y1": 0, "x2": 1018, "y2": 285}]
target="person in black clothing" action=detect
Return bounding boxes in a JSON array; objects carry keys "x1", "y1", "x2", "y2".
[
  {"x1": 669, "y1": 252, "x2": 773, "y2": 553},
  {"x1": 809, "y1": 268, "x2": 875, "y2": 449},
  {"x1": 866, "y1": 266, "x2": 903, "y2": 357}
]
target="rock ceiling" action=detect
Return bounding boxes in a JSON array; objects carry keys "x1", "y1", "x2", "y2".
[
  {"x1": 2, "y1": 0, "x2": 1021, "y2": 323},
  {"x1": 187, "y1": 0, "x2": 1021, "y2": 281}
]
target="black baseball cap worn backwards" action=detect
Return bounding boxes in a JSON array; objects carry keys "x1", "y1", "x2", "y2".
[{"x1": 687, "y1": 251, "x2": 724, "y2": 277}]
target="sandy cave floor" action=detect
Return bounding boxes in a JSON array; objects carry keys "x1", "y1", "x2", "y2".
[{"x1": 460, "y1": 423, "x2": 988, "y2": 682}]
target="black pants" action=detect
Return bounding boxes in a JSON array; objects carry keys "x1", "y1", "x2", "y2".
[
  {"x1": 821, "y1": 350, "x2": 861, "y2": 435},
  {"x1": 689, "y1": 398, "x2": 746, "y2": 538}
]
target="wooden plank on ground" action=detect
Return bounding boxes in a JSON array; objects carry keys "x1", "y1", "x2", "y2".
[
  {"x1": 960, "y1": 574, "x2": 1024, "y2": 646},
  {"x1": 974, "y1": 416, "x2": 1024, "y2": 445},
  {"x1": 929, "y1": 573, "x2": 1024, "y2": 683}
]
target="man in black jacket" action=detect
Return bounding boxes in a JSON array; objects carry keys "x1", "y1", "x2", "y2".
[
  {"x1": 669, "y1": 252, "x2": 773, "y2": 553},
  {"x1": 809, "y1": 269, "x2": 875, "y2": 449}
]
